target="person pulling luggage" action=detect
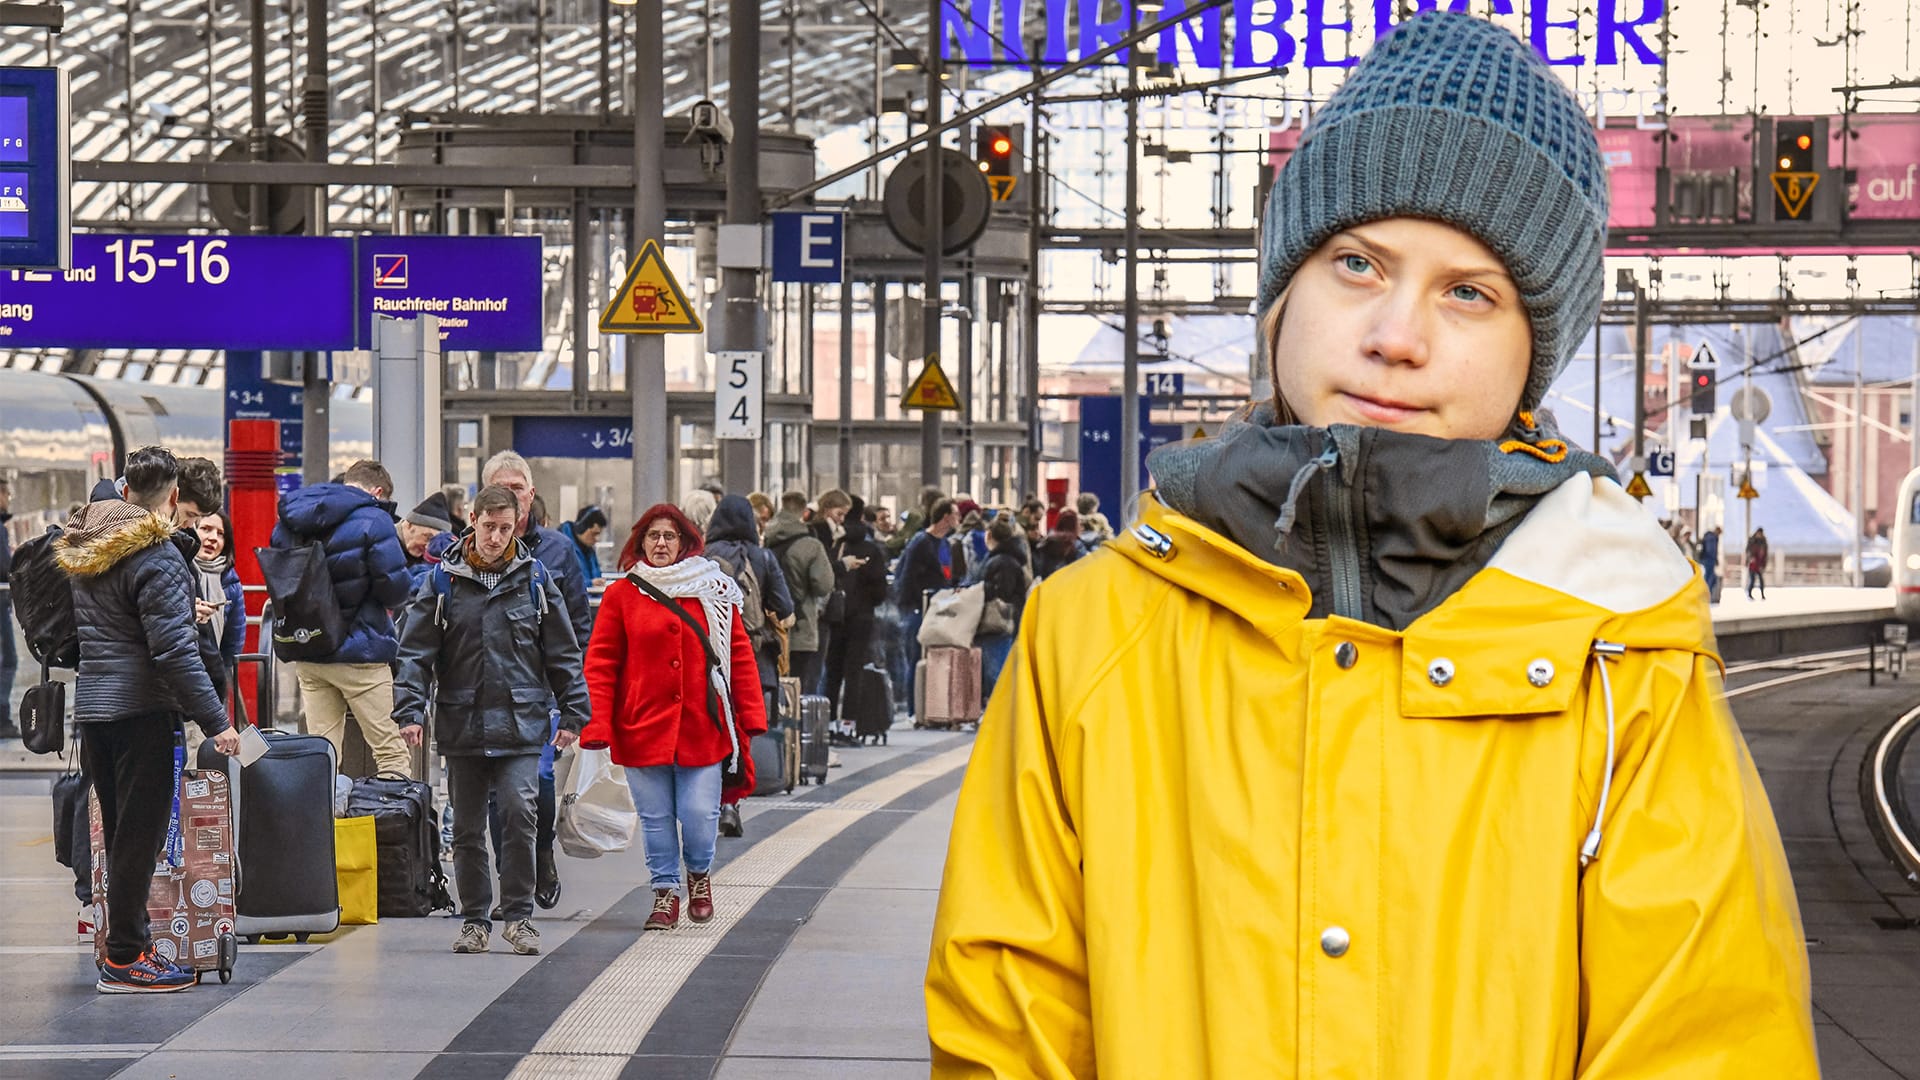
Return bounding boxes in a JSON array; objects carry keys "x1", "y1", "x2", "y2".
[{"x1": 393, "y1": 485, "x2": 589, "y2": 957}]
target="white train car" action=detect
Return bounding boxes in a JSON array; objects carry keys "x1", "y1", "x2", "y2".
[{"x1": 1892, "y1": 466, "x2": 1920, "y2": 622}]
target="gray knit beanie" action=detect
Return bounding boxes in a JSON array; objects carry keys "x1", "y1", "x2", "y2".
[{"x1": 1259, "y1": 11, "x2": 1609, "y2": 413}]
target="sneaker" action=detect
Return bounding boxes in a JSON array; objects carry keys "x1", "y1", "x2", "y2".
[
  {"x1": 644, "y1": 889, "x2": 680, "y2": 931},
  {"x1": 97, "y1": 946, "x2": 195, "y2": 993},
  {"x1": 718, "y1": 804, "x2": 743, "y2": 838},
  {"x1": 687, "y1": 873, "x2": 715, "y2": 924},
  {"x1": 503, "y1": 919, "x2": 541, "y2": 956},
  {"x1": 77, "y1": 906, "x2": 95, "y2": 939},
  {"x1": 452, "y1": 921, "x2": 490, "y2": 953}
]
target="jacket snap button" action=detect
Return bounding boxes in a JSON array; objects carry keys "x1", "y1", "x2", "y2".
[
  {"x1": 1334, "y1": 642, "x2": 1358, "y2": 669},
  {"x1": 1527, "y1": 659, "x2": 1555, "y2": 687},
  {"x1": 671, "y1": 658, "x2": 681, "y2": 669},
  {"x1": 1320, "y1": 926, "x2": 1350, "y2": 958},
  {"x1": 1427, "y1": 658, "x2": 1455, "y2": 687}
]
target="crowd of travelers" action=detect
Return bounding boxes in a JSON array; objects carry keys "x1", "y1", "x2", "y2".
[{"x1": 7, "y1": 442, "x2": 1098, "y2": 986}]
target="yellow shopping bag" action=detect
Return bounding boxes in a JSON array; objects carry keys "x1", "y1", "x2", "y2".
[{"x1": 334, "y1": 815, "x2": 379, "y2": 925}]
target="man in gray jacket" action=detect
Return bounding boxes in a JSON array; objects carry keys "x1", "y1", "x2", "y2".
[
  {"x1": 393, "y1": 485, "x2": 589, "y2": 957},
  {"x1": 765, "y1": 490, "x2": 836, "y2": 692},
  {"x1": 56, "y1": 447, "x2": 239, "y2": 993}
]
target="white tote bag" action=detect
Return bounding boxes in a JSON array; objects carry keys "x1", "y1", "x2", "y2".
[
  {"x1": 554, "y1": 746, "x2": 637, "y2": 859},
  {"x1": 917, "y1": 582, "x2": 987, "y2": 649}
]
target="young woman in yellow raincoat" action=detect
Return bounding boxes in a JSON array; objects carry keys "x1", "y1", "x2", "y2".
[{"x1": 925, "y1": 12, "x2": 1819, "y2": 1078}]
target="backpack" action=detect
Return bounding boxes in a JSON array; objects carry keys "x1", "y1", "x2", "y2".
[
  {"x1": 708, "y1": 550, "x2": 771, "y2": 651},
  {"x1": 10, "y1": 525, "x2": 79, "y2": 668},
  {"x1": 257, "y1": 541, "x2": 347, "y2": 662},
  {"x1": 427, "y1": 559, "x2": 549, "y2": 630}
]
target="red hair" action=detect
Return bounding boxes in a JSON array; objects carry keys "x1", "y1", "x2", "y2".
[{"x1": 618, "y1": 503, "x2": 704, "y2": 571}]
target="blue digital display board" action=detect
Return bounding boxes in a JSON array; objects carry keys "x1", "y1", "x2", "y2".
[
  {"x1": 0, "y1": 233, "x2": 542, "y2": 351},
  {"x1": 0, "y1": 67, "x2": 71, "y2": 269},
  {"x1": 357, "y1": 234, "x2": 543, "y2": 352},
  {"x1": 514, "y1": 415, "x2": 635, "y2": 460},
  {"x1": 0, "y1": 233, "x2": 355, "y2": 349}
]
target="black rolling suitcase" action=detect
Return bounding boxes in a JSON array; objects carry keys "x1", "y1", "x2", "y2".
[
  {"x1": 346, "y1": 773, "x2": 451, "y2": 918},
  {"x1": 798, "y1": 694, "x2": 831, "y2": 785},
  {"x1": 846, "y1": 663, "x2": 893, "y2": 745},
  {"x1": 198, "y1": 729, "x2": 341, "y2": 942}
]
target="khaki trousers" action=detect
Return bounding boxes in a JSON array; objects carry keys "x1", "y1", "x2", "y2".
[{"x1": 294, "y1": 662, "x2": 413, "y2": 778}]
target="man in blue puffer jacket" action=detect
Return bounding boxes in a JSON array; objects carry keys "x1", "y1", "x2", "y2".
[{"x1": 269, "y1": 459, "x2": 416, "y2": 778}]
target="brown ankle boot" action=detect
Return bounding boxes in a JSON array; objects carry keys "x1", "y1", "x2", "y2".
[
  {"x1": 687, "y1": 873, "x2": 714, "y2": 923},
  {"x1": 644, "y1": 888, "x2": 680, "y2": 931}
]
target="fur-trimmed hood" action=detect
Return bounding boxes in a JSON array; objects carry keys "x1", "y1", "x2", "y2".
[{"x1": 55, "y1": 500, "x2": 178, "y2": 578}]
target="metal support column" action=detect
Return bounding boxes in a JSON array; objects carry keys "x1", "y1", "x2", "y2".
[
  {"x1": 571, "y1": 194, "x2": 591, "y2": 412},
  {"x1": 920, "y1": 0, "x2": 944, "y2": 490},
  {"x1": 1631, "y1": 279, "x2": 1649, "y2": 477},
  {"x1": 300, "y1": 0, "x2": 331, "y2": 485},
  {"x1": 1121, "y1": 57, "x2": 1141, "y2": 512},
  {"x1": 838, "y1": 277, "x2": 854, "y2": 490},
  {"x1": 959, "y1": 273, "x2": 975, "y2": 492},
  {"x1": 1022, "y1": 86, "x2": 1043, "y2": 501},
  {"x1": 630, "y1": 0, "x2": 669, "y2": 512},
  {"x1": 719, "y1": 0, "x2": 762, "y2": 492}
]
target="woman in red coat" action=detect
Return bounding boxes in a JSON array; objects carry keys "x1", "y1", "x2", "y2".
[{"x1": 581, "y1": 503, "x2": 767, "y2": 931}]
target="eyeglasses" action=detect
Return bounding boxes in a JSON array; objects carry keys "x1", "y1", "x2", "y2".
[{"x1": 644, "y1": 530, "x2": 680, "y2": 543}]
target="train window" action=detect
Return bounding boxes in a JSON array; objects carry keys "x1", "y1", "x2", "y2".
[{"x1": 1910, "y1": 493, "x2": 1920, "y2": 525}]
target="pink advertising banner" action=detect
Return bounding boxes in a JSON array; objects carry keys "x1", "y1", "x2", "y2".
[{"x1": 1270, "y1": 113, "x2": 1920, "y2": 230}]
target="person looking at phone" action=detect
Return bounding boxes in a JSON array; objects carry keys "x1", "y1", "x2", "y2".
[{"x1": 821, "y1": 497, "x2": 889, "y2": 723}]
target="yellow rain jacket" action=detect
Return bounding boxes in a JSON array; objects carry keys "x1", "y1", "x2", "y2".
[{"x1": 926, "y1": 475, "x2": 1817, "y2": 1078}]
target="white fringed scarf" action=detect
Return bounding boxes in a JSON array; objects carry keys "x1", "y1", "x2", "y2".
[{"x1": 627, "y1": 556, "x2": 746, "y2": 770}]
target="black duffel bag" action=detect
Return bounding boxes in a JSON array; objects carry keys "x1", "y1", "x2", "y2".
[{"x1": 346, "y1": 773, "x2": 451, "y2": 918}]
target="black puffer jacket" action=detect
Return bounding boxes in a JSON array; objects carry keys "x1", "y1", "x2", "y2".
[
  {"x1": 55, "y1": 500, "x2": 229, "y2": 736},
  {"x1": 702, "y1": 495, "x2": 795, "y2": 691},
  {"x1": 391, "y1": 539, "x2": 590, "y2": 757},
  {"x1": 832, "y1": 518, "x2": 890, "y2": 626}
]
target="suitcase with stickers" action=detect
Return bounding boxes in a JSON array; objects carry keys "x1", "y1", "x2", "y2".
[{"x1": 89, "y1": 767, "x2": 239, "y2": 984}]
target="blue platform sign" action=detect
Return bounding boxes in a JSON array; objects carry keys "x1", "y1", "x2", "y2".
[
  {"x1": 357, "y1": 235, "x2": 543, "y2": 351},
  {"x1": 514, "y1": 415, "x2": 635, "y2": 460},
  {"x1": 1079, "y1": 395, "x2": 1181, "y2": 523},
  {"x1": 0, "y1": 67, "x2": 70, "y2": 270},
  {"x1": 224, "y1": 350, "x2": 306, "y2": 492},
  {"x1": 0, "y1": 233, "x2": 355, "y2": 349},
  {"x1": 769, "y1": 212, "x2": 843, "y2": 284}
]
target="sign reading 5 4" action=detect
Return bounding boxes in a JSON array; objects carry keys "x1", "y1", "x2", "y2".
[{"x1": 714, "y1": 351, "x2": 763, "y2": 441}]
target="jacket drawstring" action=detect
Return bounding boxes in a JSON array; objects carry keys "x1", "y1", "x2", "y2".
[
  {"x1": 1582, "y1": 639, "x2": 1626, "y2": 867},
  {"x1": 1274, "y1": 444, "x2": 1339, "y2": 539}
]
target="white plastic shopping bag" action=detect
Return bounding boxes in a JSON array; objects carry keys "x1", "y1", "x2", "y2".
[
  {"x1": 917, "y1": 582, "x2": 987, "y2": 649},
  {"x1": 555, "y1": 746, "x2": 637, "y2": 858}
]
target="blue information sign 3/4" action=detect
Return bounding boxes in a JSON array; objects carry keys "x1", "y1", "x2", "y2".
[
  {"x1": 357, "y1": 235, "x2": 543, "y2": 352},
  {"x1": 0, "y1": 233, "x2": 356, "y2": 349},
  {"x1": 0, "y1": 233, "x2": 543, "y2": 351},
  {"x1": 0, "y1": 67, "x2": 71, "y2": 269}
]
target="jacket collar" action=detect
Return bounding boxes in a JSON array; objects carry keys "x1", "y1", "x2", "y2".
[
  {"x1": 54, "y1": 501, "x2": 177, "y2": 578},
  {"x1": 440, "y1": 537, "x2": 533, "y2": 584}
]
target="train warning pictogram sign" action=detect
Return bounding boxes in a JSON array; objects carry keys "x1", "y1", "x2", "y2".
[
  {"x1": 1624, "y1": 471, "x2": 1652, "y2": 500},
  {"x1": 902, "y1": 354, "x2": 960, "y2": 411},
  {"x1": 600, "y1": 240, "x2": 702, "y2": 334}
]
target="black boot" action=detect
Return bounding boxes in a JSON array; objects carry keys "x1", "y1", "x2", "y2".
[
  {"x1": 718, "y1": 803, "x2": 743, "y2": 838},
  {"x1": 535, "y1": 847, "x2": 561, "y2": 910}
]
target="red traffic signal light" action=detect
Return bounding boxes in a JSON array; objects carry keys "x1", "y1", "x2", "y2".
[
  {"x1": 991, "y1": 134, "x2": 1011, "y2": 156},
  {"x1": 976, "y1": 126, "x2": 1016, "y2": 178},
  {"x1": 1795, "y1": 133, "x2": 1812, "y2": 150}
]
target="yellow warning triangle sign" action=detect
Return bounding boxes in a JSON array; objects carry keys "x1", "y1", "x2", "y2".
[
  {"x1": 1769, "y1": 171, "x2": 1819, "y2": 219},
  {"x1": 1624, "y1": 471, "x2": 1652, "y2": 500},
  {"x1": 1737, "y1": 473, "x2": 1759, "y2": 500},
  {"x1": 901, "y1": 354, "x2": 960, "y2": 411},
  {"x1": 1192, "y1": 425, "x2": 1208, "y2": 439},
  {"x1": 600, "y1": 239, "x2": 702, "y2": 334}
]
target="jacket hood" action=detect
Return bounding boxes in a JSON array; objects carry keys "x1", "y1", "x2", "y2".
[
  {"x1": 278, "y1": 483, "x2": 393, "y2": 538},
  {"x1": 762, "y1": 511, "x2": 811, "y2": 548},
  {"x1": 1108, "y1": 475, "x2": 1712, "y2": 662},
  {"x1": 54, "y1": 500, "x2": 178, "y2": 577},
  {"x1": 1143, "y1": 404, "x2": 1613, "y2": 630},
  {"x1": 706, "y1": 494, "x2": 761, "y2": 545},
  {"x1": 990, "y1": 535, "x2": 1031, "y2": 564}
]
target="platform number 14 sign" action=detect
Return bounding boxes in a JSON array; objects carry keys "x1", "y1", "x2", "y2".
[{"x1": 714, "y1": 351, "x2": 763, "y2": 441}]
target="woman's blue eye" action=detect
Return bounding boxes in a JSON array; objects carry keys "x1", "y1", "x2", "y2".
[
  {"x1": 1451, "y1": 284, "x2": 1486, "y2": 303},
  {"x1": 1341, "y1": 254, "x2": 1372, "y2": 274}
]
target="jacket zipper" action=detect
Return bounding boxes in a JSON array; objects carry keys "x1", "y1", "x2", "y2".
[{"x1": 1319, "y1": 443, "x2": 1364, "y2": 622}]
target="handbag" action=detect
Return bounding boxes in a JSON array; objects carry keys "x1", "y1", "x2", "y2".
[
  {"x1": 554, "y1": 746, "x2": 638, "y2": 858},
  {"x1": 21, "y1": 660, "x2": 65, "y2": 755},
  {"x1": 333, "y1": 815, "x2": 380, "y2": 925},
  {"x1": 918, "y1": 583, "x2": 987, "y2": 649},
  {"x1": 977, "y1": 597, "x2": 1018, "y2": 638},
  {"x1": 52, "y1": 766, "x2": 88, "y2": 870},
  {"x1": 821, "y1": 588, "x2": 848, "y2": 625}
]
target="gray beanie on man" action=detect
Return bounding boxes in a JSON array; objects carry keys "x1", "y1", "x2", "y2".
[{"x1": 1259, "y1": 11, "x2": 1610, "y2": 412}]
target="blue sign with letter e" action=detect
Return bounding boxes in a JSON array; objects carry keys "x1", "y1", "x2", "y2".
[{"x1": 769, "y1": 212, "x2": 844, "y2": 284}]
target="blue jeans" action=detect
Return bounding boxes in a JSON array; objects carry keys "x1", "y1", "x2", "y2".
[
  {"x1": 978, "y1": 633, "x2": 1014, "y2": 703},
  {"x1": 898, "y1": 609, "x2": 923, "y2": 714},
  {"x1": 625, "y1": 763, "x2": 723, "y2": 889}
]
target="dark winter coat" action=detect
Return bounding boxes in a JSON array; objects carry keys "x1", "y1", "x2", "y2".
[
  {"x1": 1034, "y1": 530, "x2": 1090, "y2": 580},
  {"x1": 525, "y1": 521, "x2": 594, "y2": 646},
  {"x1": 703, "y1": 495, "x2": 795, "y2": 690},
  {"x1": 55, "y1": 501, "x2": 228, "y2": 736},
  {"x1": 270, "y1": 483, "x2": 413, "y2": 664},
  {"x1": 893, "y1": 528, "x2": 963, "y2": 612},
  {"x1": 977, "y1": 536, "x2": 1033, "y2": 612},
  {"x1": 832, "y1": 520, "x2": 890, "y2": 627},
  {"x1": 764, "y1": 510, "x2": 835, "y2": 653},
  {"x1": 391, "y1": 540, "x2": 590, "y2": 757},
  {"x1": 558, "y1": 520, "x2": 606, "y2": 592}
]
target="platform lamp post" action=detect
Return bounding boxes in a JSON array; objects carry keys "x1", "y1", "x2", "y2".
[
  {"x1": 1617, "y1": 268, "x2": 1649, "y2": 493},
  {"x1": 627, "y1": 0, "x2": 670, "y2": 512},
  {"x1": 920, "y1": 0, "x2": 944, "y2": 491}
]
